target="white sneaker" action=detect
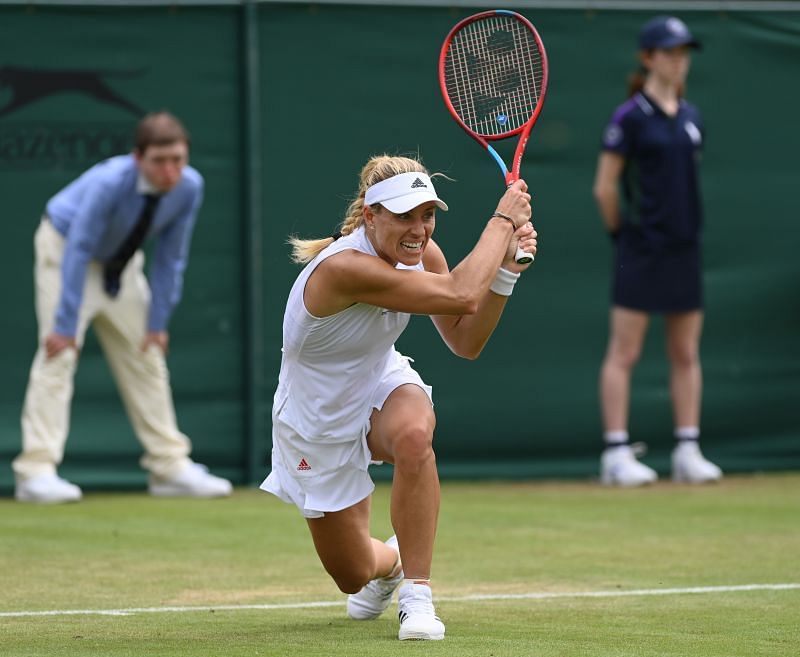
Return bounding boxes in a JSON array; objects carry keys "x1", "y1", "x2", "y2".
[
  {"x1": 15, "y1": 473, "x2": 82, "y2": 504},
  {"x1": 672, "y1": 441, "x2": 723, "y2": 483},
  {"x1": 601, "y1": 443, "x2": 658, "y2": 487},
  {"x1": 397, "y1": 582, "x2": 445, "y2": 641},
  {"x1": 148, "y1": 462, "x2": 232, "y2": 498},
  {"x1": 347, "y1": 535, "x2": 403, "y2": 620}
]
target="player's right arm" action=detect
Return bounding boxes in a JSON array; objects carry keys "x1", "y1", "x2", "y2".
[
  {"x1": 305, "y1": 182, "x2": 531, "y2": 319},
  {"x1": 309, "y1": 229, "x2": 508, "y2": 318}
]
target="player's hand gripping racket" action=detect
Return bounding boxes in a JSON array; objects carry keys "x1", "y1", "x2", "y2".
[{"x1": 439, "y1": 10, "x2": 549, "y2": 264}]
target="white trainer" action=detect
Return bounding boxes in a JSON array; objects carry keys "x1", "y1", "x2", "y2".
[
  {"x1": 397, "y1": 582, "x2": 445, "y2": 641},
  {"x1": 148, "y1": 462, "x2": 232, "y2": 498},
  {"x1": 601, "y1": 443, "x2": 658, "y2": 487},
  {"x1": 15, "y1": 473, "x2": 82, "y2": 504},
  {"x1": 347, "y1": 535, "x2": 403, "y2": 620},
  {"x1": 672, "y1": 441, "x2": 723, "y2": 483}
]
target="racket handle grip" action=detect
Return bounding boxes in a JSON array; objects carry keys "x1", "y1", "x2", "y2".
[
  {"x1": 506, "y1": 176, "x2": 533, "y2": 263},
  {"x1": 515, "y1": 243, "x2": 534, "y2": 265}
]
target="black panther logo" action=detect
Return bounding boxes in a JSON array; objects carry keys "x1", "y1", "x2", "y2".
[{"x1": 0, "y1": 66, "x2": 144, "y2": 118}]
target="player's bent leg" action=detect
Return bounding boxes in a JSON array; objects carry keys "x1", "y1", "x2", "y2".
[
  {"x1": 306, "y1": 496, "x2": 398, "y2": 595},
  {"x1": 368, "y1": 385, "x2": 439, "y2": 579},
  {"x1": 367, "y1": 385, "x2": 445, "y2": 639},
  {"x1": 398, "y1": 581, "x2": 446, "y2": 640},
  {"x1": 347, "y1": 535, "x2": 404, "y2": 620}
]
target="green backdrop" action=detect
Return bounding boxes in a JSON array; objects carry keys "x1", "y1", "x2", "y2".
[{"x1": 1, "y1": 2, "x2": 798, "y2": 492}]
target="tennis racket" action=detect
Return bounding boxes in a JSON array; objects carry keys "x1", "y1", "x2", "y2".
[{"x1": 439, "y1": 10, "x2": 549, "y2": 264}]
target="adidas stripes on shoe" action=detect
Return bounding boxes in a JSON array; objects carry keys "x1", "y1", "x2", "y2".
[{"x1": 397, "y1": 582, "x2": 445, "y2": 641}]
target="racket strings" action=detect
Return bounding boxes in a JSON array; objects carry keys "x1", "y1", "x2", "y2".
[{"x1": 444, "y1": 16, "x2": 545, "y2": 137}]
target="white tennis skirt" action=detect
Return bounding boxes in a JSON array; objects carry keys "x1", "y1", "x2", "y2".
[{"x1": 260, "y1": 351, "x2": 433, "y2": 518}]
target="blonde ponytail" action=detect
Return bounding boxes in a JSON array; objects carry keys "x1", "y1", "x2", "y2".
[{"x1": 288, "y1": 154, "x2": 433, "y2": 264}]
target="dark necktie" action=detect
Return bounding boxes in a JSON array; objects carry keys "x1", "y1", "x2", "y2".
[{"x1": 103, "y1": 193, "x2": 160, "y2": 297}]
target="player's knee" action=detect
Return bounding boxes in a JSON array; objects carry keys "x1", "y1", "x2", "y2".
[{"x1": 393, "y1": 423, "x2": 435, "y2": 472}]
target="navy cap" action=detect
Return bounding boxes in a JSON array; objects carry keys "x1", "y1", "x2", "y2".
[{"x1": 639, "y1": 16, "x2": 702, "y2": 50}]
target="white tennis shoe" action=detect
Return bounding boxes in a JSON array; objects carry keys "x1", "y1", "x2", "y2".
[
  {"x1": 672, "y1": 441, "x2": 723, "y2": 483},
  {"x1": 148, "y1": 462, "x2": 232, "y2": 498},
  {"x1": 347, "y1": 535, "x2": 403, "y2": 620},
  {"x1": 15, "y1": 473, "x2": 82, "y2": 504},
  {"x1": 397, "y1": 582, "x2": 445, "y2": 641},
  {"x1": 601, "y1": 443, "x2": 658, "y2": 487}
]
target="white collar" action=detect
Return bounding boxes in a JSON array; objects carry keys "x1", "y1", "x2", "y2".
[{"x1": 137, "y1": 172, "x2": 160, "y2": 195}]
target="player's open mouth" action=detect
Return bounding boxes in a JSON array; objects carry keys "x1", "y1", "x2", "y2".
[{"x1": 401, "y1": 241, "x2": 423, "y2": 251}]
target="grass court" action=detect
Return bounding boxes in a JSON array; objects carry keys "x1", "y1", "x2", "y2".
[{"x1": 3, "y1": 472, "x2": 799, "y2": 656}]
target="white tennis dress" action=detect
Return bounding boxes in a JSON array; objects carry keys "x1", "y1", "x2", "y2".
[{"x1": 261, "y1": 226, "x2": 432, "y2": 517}]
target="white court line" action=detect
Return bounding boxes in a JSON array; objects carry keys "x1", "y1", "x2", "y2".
[{"x1": 2, "y1": 583, "x2": 798, "y2": 618}]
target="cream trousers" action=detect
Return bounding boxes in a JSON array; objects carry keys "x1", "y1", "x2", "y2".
[{"x1": 13, "y1": 219, "x2": 192, "y2": 481}]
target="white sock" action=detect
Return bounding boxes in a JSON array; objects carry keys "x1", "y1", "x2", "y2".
[
  {"x1": 604, "y1": 430, "x2": 629, "y2": 446},
  {"x1": 675, "y1": 426, "x2": 700, "y2": 442}
]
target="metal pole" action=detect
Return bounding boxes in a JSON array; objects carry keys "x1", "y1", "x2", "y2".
[{"x1": 241, "y1": 0, "x2": 265, "y2": 485}]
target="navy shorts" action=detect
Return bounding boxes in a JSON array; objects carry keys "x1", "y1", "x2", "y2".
[{"x1": 612, "y1": 228, "x2": 702, "y2": 313}]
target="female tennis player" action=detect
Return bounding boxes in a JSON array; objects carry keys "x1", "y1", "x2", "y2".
[
  {"x1": 261, "y1": 154, "x2": 535, "y2": 640},
  {"x1": 593, "y1": 16, "x2": 722, "y2": 486}
]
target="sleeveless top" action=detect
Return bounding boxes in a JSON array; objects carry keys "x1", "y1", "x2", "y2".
[{"x1": 274, "y1": 225, "x2": 424, "y2": 442}]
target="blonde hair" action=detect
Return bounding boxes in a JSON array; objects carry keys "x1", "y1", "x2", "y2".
[{"x1": 288, "y1": 154, "x2": 432, "y2": 264}]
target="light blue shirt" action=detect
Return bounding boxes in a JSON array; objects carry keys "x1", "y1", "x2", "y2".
[{"x1": 46, "y1": 154, "x2": 204, "y2": 336}]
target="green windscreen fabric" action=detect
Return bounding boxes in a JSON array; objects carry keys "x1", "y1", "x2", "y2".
[
  {"x1": 258, "y1": 6, "x2": 800, "y2": 480},
  {"x1": 0, "y1": 5, "x2": 246, "y2": 490},
  {"x1": 0, "y1": 4, "x2": 797, "y2": 492}
]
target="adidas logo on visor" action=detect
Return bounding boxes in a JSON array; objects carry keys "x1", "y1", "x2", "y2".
[{"x1": 363, "y1": 171, "x2": 448, "y2": 213}]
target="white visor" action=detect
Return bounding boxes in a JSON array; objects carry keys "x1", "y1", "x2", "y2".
[{"x1": 364, "y1": 172, "x2": 448, "y2": 214}]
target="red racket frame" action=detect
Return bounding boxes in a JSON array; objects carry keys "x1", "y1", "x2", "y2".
[{"x1": 438, "y1": 10, "x2": 549, "y2": 187}]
